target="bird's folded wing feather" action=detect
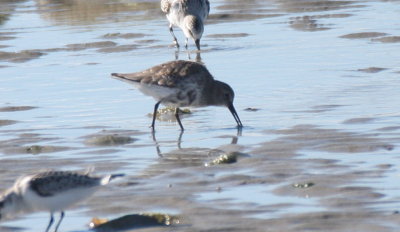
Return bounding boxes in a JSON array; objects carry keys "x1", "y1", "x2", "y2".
[
  {"x1": 28, "y1": 172, "x2": 99, "y2": 196},
  {"x1": 111, "y1": 61, "x2": 213, "y2": 88}
]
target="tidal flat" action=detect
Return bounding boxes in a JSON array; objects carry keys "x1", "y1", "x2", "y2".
[{"x1": 1, "y1": 0, "x2": 400, "y2": 231}]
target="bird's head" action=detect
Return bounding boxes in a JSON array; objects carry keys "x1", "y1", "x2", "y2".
[
  {"x1": 0, "y1": 193, "x2": 13, "y2": 220},
  {"x1": 0, "y1": 190, "x2": 26, "y2": 220},
  {"x1": 183, "y1": 15, "x2": 204, "y2": 50},
  {"x1": 211, "y1": 81, "x2": 243, "y2": 127}
]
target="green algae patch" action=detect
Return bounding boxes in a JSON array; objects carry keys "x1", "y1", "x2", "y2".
[
  {"x1": 90, "y1": 213, "x2": 179, "y2": 231},
  {"x1": 140, "y1": 213, "x2": 178, "y2": 225},
  {"x1": 148, "y1": 107, "x2": 192, "y2": 121},
  {"x1": 23, "y1": 145, "x2": 69, "y2": 155},
  {"x1": 84, "y1": 135, "x2": 136, "y2": 146},
  {"x1": 292, "y1": 182, "x2": 315, "y2": 189},
  {"x1": 26, "y1": 145, "x2": 44, "y2": 154},
  {"x1": 205, "y1": 152, "x2": 239, "y2": 166},
  {"x1": 156, "y1": 107, "x2": 191, "y2": 115}
]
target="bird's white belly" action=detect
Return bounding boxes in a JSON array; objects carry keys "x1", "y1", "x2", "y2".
[
  {"x1": 166, "y1": 11, "x2": 185, "y2": 28},
  {"x1": 24, "y1": 187, "x2": 98, "y2": 212},
  {"x1": 138, "y1": 84, "x2": 177, "y2": 102},
  {"x1": 137, "y1": 83, "x2": 202, "y2": 107}
]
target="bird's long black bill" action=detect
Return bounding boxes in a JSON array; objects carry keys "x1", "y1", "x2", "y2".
[{"x1": 228, "y1": 103, "x2": 243, "y2": 128}]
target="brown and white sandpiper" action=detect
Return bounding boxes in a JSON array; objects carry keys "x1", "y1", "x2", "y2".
[
  {"x1": 161, "y1": 0, "x2": 210, "y2": 50},
  {"x1": 0, "y1": 170, "x2": 124, "y2": 232},
  {"x1": 111, "y1": 60, "x2": 242, "y2": 131}
]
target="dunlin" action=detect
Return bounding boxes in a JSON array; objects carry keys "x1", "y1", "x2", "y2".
[
  {"x1": 0, "y1": 170, "x2": 124, "y2": 232},
  {"x1": 161, "y1": 0, "x2": 210, "y2": 50},
  {"x1": 111, "y1": 60, "x2": 243, "y2": 131}
]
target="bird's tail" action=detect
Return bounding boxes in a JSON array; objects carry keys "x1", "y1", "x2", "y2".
[
  {"x1": 111, "y1": 73, "x2": 142, "y2": 85},
  {"x1": 100, "y1": 173, "x2": 125, "y2": 185},
  {"x1": 111, "y1": 73, "x2": 124, "y2": 78}
]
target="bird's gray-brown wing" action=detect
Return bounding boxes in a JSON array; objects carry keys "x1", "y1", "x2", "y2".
[
  {"x1": 29, "y1": 171, "x2": 100, "y2": 197},
  {"x1": 160, "y1": 0, "x2": 171, "y2": 14},
  {"x1": 206, "y1": 0, "x2": 210, "y2": 16},
  {"x1": 111, "y1": 60, "x2": 213, "y2": 88},
  {"x1": 182, "y1": 0, "x2": 209, "y2": 18}
]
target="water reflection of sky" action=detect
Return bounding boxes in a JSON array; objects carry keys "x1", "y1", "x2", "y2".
[{"x1": 197, "y1": 181, "x2": 325, "y2": 219}]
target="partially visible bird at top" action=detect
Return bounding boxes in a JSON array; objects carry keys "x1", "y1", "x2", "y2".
[{"x1": 161, "y1": 0, "x2": 210, "y2": 50}]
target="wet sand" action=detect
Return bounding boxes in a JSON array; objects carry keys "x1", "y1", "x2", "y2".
[{"x1": 1, "y1": 0, "x2": 400, "y2": 231}]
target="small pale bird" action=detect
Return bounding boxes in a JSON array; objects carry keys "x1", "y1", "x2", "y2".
[
  {"x1": 111, "y1": 60, "x2": 243, "y2": 131},
  {"x1": 161, "y1": 0, "x2": 210, "y2": 50},
  {"x1": 0, "y1": 170, "x2": 124, "y2": 232}
]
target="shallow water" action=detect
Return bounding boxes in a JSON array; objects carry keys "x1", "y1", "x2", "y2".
[{"x1": 1, "y1": 0, "x2": 400, "y2": 231}]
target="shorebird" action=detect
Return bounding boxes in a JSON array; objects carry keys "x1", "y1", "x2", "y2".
[
  {"x1": 111, "y1": 60, "x2": 243, "y2": 131},
  {"x1": 0, "y1": 170, "x2": 124, "y2": 232},
  {"x1": 161, "y1": 0, "x2": 210, "y2": 50}
]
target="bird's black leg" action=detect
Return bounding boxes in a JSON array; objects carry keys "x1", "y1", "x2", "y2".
[
  {"x1": 53, "y1": 211, "x2": 65, "y2": 232},
  {"x1": 175, "y1": 108, "x2": 184, "y2": 131},
  {"x1": 236, "y1": 126, "x2": 243, "y2": 137},
  {"x1": 195, "y1": 52, "x2": 202, "y2": 63},
  {"x1": 177, "y1": 130, "x2": 184, "y2": 149},
  {"x1": 169, "y1": 25, "x2": 179, "y2": 48},
  {"x1": 45, "y1": 213, "x2": 54, "y2": 232},
  {"x1": 185, "y1": 38, "x2": 189, "y2": 50},
  {"x1": 151, "y1": 101, "x2": 161, "y2": 131},
  {"x1": 195, "y1": 39, "x2": 200, "y2": 50},
  {"x1": 175, "y1": 50, "x2": 179, "y2": 60},
  {"x1": 151, "y1": 130, "x2": 163, "y2": 157}
]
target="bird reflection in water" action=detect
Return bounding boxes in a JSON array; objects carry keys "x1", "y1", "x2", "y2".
[{"x1": 152, "y1": 127, "x2": 241, "y2": 157}]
